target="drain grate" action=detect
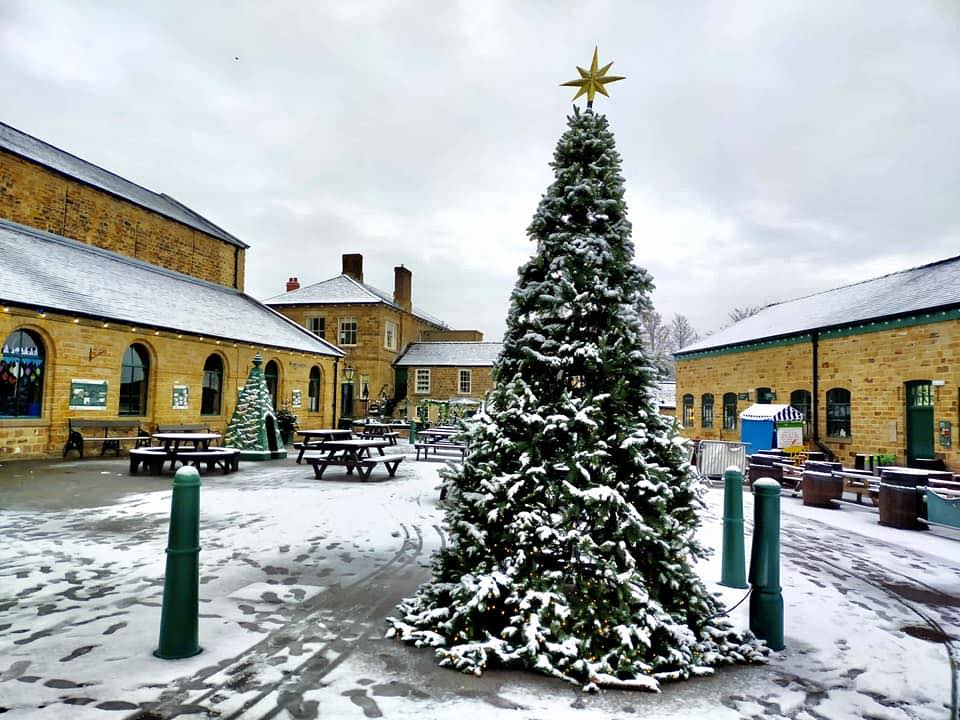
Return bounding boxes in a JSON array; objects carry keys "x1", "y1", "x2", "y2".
[{"x1": 901, "y1": 625, "x2": 951, "y2": 643}]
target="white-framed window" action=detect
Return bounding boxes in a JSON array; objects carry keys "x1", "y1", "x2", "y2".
[
  {"x1": 384, "y1": 320, "x2": 398, "y2": 351},
  {"x1": 338, "y1": 317, "x2": 358, "y2": 346},
  {"x1": 415, "y1": 368, "x2": 431, "y2": 394},
  {"x1": 359, "y1": 374, "x2": 370, "y2": 400},
  {"x1": 458, "y1": 368, "x2": 472, "y2": 394},
  {"x1": 307, "y1": 316, "x2": 325, "y2": 339}
]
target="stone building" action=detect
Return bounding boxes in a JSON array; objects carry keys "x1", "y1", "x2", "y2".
[
  {"x1": 675, "y1": 256, "x2": 960, "y2": 467},
  {"x1": 393, "y1": 342, "x2": 502, "y2": 422},
  {"x1": 654, "y1": 381, "x2": 677, "y2": 418},
  {"x1": 0, "y1": 123, "x2": 342, "y2": 458},
  {"x1": 265, "y1": 254, "x2": 483, "y2": 419}
]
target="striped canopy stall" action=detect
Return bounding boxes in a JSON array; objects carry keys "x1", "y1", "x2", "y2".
[{"x1": 739, "y1": 403, "x2": 805, "y2": 453}]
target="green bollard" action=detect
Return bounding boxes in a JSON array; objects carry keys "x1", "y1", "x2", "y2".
[
  {"x1": 155, "y1": 466, "x2": 202, "y2": 659},
  {"x1": 749, "y1": 478, "x2": 784, "y2": 651},
  {"x1": 720, "y1": 466, "x2": 748, "y2": 589},
  {"x1": 409, "y1": 419, "x2": 418, "y2": 445}
]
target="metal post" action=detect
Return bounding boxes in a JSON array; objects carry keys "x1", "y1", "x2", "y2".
[
  {"x1": 749, "y1": 478, "x2": 784, "y2": 650},
  {"x1": 155, "y1": 466, "x2": 202, "y2": 659},
  {"x1": 409, "y1": 419, "x2": 418, "y2": 445},
  {"x1": 720, "y1": 466, "x2": 748, "y2": 588}
]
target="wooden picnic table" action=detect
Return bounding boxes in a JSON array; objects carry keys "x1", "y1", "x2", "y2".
[
  {"x1": 303, "y1": 439, "x2": 403, "y2": 480},
  {"x1": 295, "y1": 429, "x2": 353, "y2": 463},
  {"x1": 153, "y1": 432, "x2": 221, "y2": 451},
  {"x1": 418, "y1": 428, "x2": 459, "y2": 443},
  {"x1": 148, "y1": 432, "x2": 223, "y2": 472}
]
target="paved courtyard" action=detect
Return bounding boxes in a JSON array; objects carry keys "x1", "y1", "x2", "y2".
[{"x1": 1, "y1": 450, "x2": 958, "y2": 719}]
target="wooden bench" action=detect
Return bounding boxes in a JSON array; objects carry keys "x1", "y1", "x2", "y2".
[
  {"x1": 156, "y1": 423, "x2": 211, "y2": 434},
  {"x1": 129, "y1": 446, "x2": 239, "y2": 475},
  {"x1": 172, "y1": 448, "x2": 240, "y2": 474},
  {"x1": 358, "y1": 431, "x2": 400, "y2": 445},
  {"x1": 305, "y1": 453, "x2": 405, "y2": 480},
  {"x1": 415, "y1": 442, "x2": 467, "y2": 461},
  {"x1": 129, "y1": 447, "x2": 169, "y2": 475},
  {"x1": 64, "y1": 419, "x2": 151, "y2": 458}
]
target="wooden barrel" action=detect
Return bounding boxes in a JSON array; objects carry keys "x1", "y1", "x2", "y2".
[
  {"x1": 878, "y1": 482, "x2": 923, "y2": 529},
  {"x1": 802, "y1": 470, "x2": 843, "y2": 507}
]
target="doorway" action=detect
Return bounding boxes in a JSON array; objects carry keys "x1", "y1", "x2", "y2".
[{"x1": 905, "y1": 380, "x2": 934, "y2": 466}]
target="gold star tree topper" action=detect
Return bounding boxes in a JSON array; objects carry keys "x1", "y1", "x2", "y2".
[{"x1": 561, "y1": 47, "x2": 625, "y2": 106}]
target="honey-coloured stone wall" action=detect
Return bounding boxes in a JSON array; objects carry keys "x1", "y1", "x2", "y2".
[
  {"x1": 0, "y1": 151, "x2": 244, "y2": 289},
  {"x1": 676, "y1": 319, "x2": 960, "y2": 466},
  {"x1": 0, "y1": 307, "x2": 336, "y2": 459}
]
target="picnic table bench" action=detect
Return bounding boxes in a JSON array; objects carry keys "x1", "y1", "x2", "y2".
[
  {"x1": 63, "y1": 419, "x2": 151, "y2": 458},
  {"x1": 302, "y1": 438, "x2": 403, "y2": 480},
  {"x1": 129, "y1": 446, "x2": 240, "y2": 475},
  {"x1": 294, "y1": 429, "x2": 353, "y2": 463},
  {"x1": 156, "y1": 423, "x2": 211, "y2": 434},
  {"x1": 415, "y1": 441, "x2": 467, "y2": 461}
]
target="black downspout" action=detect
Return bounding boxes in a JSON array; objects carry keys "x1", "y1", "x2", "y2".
[{"x1": 332, "y1": 358, "x2": 339, "y2": 428}]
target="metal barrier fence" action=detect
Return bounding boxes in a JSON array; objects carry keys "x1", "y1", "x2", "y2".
[{"x1": 697, "y1": 440, "x2": 747, "y2": 480}]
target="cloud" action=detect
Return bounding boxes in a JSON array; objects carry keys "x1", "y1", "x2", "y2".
[{"x1": 1, "y1": 0, "x2": 958, "y2": 341}]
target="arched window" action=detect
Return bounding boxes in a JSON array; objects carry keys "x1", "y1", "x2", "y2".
[
  {"x1": 308, "y1": 366, "x2": 322, "y2": 413},
  {"x1": 790, "y1": 389, "x2": 811, "y2": 423},
  {"x1": 201, "y1": 354, "x2": 224, "y2": 416},
  {"x1": 682, "y1": 394, "x2": 694, "y2": 428},
  {"x1": 826, "y1": 388, "x2": 851, "y2": 438},
  {"x1": 119, "y1": 344, "x2": 150, "y2": 416},
  {"x1": 756, "y1": 387, "x2": 774, "y2": 404},
  {"x1": 701, "y1": 393, "x2": 714, "y2": 428},
  {"x1": 723, "y1": 392, "x2": 738, "y2": 430},
  {"x1": 1, "y1": 328, "x2": 45, "y2": 418},
  {"x1": 264, "y1": 360, "x2": 279, "y2": 409}
]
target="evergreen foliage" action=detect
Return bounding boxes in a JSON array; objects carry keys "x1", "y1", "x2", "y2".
[
  {"x1": 388, "y1": 108, "x2": 764, "y2": 691},
  {"x1": 224, "y1": 355, "x2": 282, "y2": 451}
]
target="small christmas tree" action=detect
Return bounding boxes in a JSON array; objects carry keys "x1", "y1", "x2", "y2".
[
  {"x1": 388, "y1": 52, "x2": 764, "y2": 691},
  {"x1": 224, "y1": 354, "x2": 286, "y2": 460}
]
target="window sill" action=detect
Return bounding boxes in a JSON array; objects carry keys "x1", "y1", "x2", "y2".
[{"x1": 825, "y1": 436, "x2": 853, "y2": 443}]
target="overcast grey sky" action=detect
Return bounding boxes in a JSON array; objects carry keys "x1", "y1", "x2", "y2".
[{"x1": 2, "y1": 1, "x2": 958, "y2": 341}]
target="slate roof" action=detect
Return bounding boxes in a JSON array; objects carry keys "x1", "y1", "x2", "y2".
[
  {"x1": 0, "y1": 219, "x2": 342, "y2": 356},
  {"x1": 654, "y1": 381, "x2": 676, "y2": 409},
  {"x1": 264, "y1": 275, "x2": 448, "y2": 328},
  {"x1": 394, "y1": 342, "x2": 503, "y2": 367},
  {"x1": 0, "y1": 122, "x2": 247, "y2": 249},
  {"x1": 677, "y1": 254, "x2": 960, "y2": 355}
]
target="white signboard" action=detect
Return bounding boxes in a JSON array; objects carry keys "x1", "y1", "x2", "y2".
[{"x1": 776, "y1": 424, "x2": 804, "y2": 449}]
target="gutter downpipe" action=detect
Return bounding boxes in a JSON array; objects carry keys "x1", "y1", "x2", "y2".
[
  {"x1": 332, "y1": 358, "x2": 339, "y2": 428},
  {"x1": 812, "y1": 331, "x2": 819, "y2": 442}
]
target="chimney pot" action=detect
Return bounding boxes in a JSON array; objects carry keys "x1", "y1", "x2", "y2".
[
  {"x1": 342, "y1": 253, "x2": 364, "y2": 283},
  {"x1": 286, "y1": 276, "x2": 300, "y2": 292}
]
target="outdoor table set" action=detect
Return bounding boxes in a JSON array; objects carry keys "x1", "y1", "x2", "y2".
[
  {"x1": 129, "y1": 432, "x2": 240, "y2": 475},
  {"x1": 297, "y1": 430, "x2": 405, "y2": 481}
]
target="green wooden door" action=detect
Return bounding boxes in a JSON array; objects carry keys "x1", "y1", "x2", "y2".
[{"x1": 905, "y1": 381, "x2": 934, "y2": 465}]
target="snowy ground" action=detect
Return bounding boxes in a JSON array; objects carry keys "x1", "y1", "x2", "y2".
[{"x1": 0, "y1": 450, "x2": 957, "y2": 719}]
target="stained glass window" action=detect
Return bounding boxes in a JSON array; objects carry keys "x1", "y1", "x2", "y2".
[{"x1": 0, "y1": 329, "x2": 45, "y2": 418}]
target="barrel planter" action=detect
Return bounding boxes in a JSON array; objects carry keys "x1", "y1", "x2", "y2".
[
  {"x1": 802, "y1": 470, "x2": 843, "y2": 508},
  {"x1": 878, "y1": 469, "x2": 925, "y2": 529}
]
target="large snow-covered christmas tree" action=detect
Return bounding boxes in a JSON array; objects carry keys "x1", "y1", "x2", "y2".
[{"x1": 388, "y1": 51, "x2": 764, "y2": 691}]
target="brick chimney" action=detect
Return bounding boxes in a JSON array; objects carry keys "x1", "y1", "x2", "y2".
[
  {"x1": 394, "y1": 265, "x2": 412, "y2": 313},
  {"x1": 286, "y1": 277, "x2": 300, "y2": 292},
  {"x1": 342, "y1": 253, "x2": 364, "y2": 283}
]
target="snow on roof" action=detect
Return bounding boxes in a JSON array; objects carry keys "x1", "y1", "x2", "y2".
[
  {"x1": 0, "y1": 122, "x2": 247, "y2": 249},
  {"x1": 677, "y1": 254, "x2": 960, "y2": 355},
  {"x1": 0, "y1": 219, "x2": 342, "y2": 356},
  {"x1": 739, "y1": 404, "x2": 804, "y2": 422},
  {"x1": 263, "y1": 274, "x2": 448, "y2": 328},
  {"x1": 654, "y1": 381, "x2": 676, "y2": 408},
  {"x1": 394, "y1": 342, "x2": 503, "y2": 367}
]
